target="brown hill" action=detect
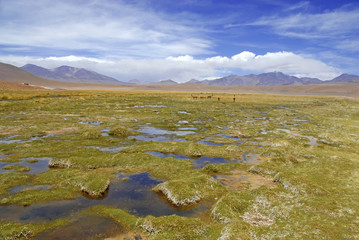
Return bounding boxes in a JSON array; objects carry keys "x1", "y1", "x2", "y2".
[
  {"x1": 0, "y1": 62, "x2": 131, "y2": 90},
  {"x1": 0, "y1": 81, "x2": 46, "y2": 90}
]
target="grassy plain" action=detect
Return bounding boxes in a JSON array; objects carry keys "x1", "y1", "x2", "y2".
[{"x1": 0, "y1": 90, "x2": 359, "y2": 239}]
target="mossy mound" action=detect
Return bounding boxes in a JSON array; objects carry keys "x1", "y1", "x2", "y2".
[
  {"x1": 108, "y1": 125, "x2": 135, "y2": 137},
  {"x1": 153, "y1": 174, "x2": 226, "y2": 206}
]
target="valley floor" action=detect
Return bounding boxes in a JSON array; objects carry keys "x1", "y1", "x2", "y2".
[{"x1": 0, "y1": 90, "x2": 358, "y2": 239}]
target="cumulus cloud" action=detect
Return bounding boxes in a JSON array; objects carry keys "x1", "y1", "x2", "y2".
[{"x1": 2, "y1": 51, "x2": 341, "y2": 82}]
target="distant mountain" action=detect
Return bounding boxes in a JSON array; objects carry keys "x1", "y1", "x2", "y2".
[
  {"x1": 156, "y1": 80, "x2": 178, "y2": 85},
  {"x1": 128, "y1": 79, "x2": 142, "y2": 84},
  {"x1": 187, "y1": 72, "x2": 322, "y2": 86},
  {"x1": 0, "y1": 62, "x2": 55, "y2": 86},
  {"x1": 21, "y1": 64, "x2": 131, "y2": 85},
  {"x1": 186, "y1": 79, "x2": 201, "y2": 84},
  {"x1": 330, "y1": 73, "x2": 359, "y2": 83}
]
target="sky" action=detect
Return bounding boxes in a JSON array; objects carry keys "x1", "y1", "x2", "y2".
[{"x1": 0, "y1": 0, "x2": 358, "y2": 82}]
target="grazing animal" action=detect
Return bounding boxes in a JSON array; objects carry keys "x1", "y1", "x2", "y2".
[
  {"x1": 207, "y1": 93, "x2": 213, "y2": 99},
  {"x1": 233, "y1": 94, "x2": 236, "y2": 102},
  {"x1": 191, "y1": 94, "x2": 198, "y2": 100}
]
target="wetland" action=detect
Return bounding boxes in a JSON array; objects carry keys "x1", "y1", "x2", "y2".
[{"x1": 1, "y1": 90, "x2": 359, "y2": 239}]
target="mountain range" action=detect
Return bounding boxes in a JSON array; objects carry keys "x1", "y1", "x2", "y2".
[
  {"x1": 187, "y1": 72, "x2": 320, "y2": 86},
  {"x1": 21, "y1": 64, "x2": 131, "y2": 85},
  {"x1": 2, "y1": 62, "x2": 359, "y2": 87}
]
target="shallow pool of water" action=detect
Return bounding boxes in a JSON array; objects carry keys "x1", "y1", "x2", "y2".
[
  {"x1": 134, "y1": 105, "x2": 167, "y2": 108},
  {"x1": 130, "y1": 125, "x2": 196, "y2": 142},
  {"x1": 198, "y1": 134, "x2": 244, "y2": 146},
  {"x1": 130, "y1": 135, "x2": 187, "y2": 142},
  {"x1": 0, "y1": 172, "x2": 208, "y2": 223},
  {"x1": 0, "y1": 157, "x2": 51, "y2": 174},
  {"x1": 0, "y1": 135, "x2": 56, "y2": 144},
  {"x1": 277, "y1": 129, "x2": 318, "y2": 145},
  {"x1": 85, "y1": 146, "x2": 129, "y2": 153},
  {"x1": 147, "y1": 151, "x2": 238, "y2": 169},
  {"x1": 178, "y1": 111, "x2": 190, "y2": 114},
  {"x1": 79, "y1": 121, "x2": 101, "y2": 125},
  {"x1": 136, "y1": 126, "x2": 196, "y2": 136}
]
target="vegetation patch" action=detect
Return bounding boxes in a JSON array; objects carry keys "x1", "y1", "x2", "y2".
[
  {"x1": 136, "y1": 215, "x2": 221, "y2": 240},
  {"x1": 0, "y1": 172, "x2": 30, "y2": 196},
  {"x1": 34, "y1": 169, "x2": 111, "y2": 198},
  {"x1": 108, "y1": 125, "x2": 136, "y2": 137},
  {"x1": 1, "y1": 164, "x2": 31, "y2": 173},
  {"x1": 0, "y1": 219, "x2": 69, "y2": 240},
  {"x1": 153, "y1": 174, "x2": 226, "y2": 206}
]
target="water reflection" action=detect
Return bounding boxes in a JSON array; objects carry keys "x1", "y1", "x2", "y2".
[
  {"x1": 0, "y1": 172, "x2": 207, "y2": 223},
  {"x1": 147, "y1": 151, "x2": 238, "y2": 169},
  {"x1": 0, "y1": 157, "x2": 51, "y2": 174}
]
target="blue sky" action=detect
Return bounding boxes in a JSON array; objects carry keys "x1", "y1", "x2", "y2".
[{"x1": 0, "y1": 0, "x2": 358, "y2": 82}]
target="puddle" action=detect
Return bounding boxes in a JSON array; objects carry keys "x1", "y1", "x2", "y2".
[
  {"x1": 219, "y1": 134, "x2": 239, "y2": 140},
  {"x1": 0, "y1": 135, "x2": 56, "y2": 144},
  {"x1": 293, "y1": 119, "x2": 308, "y2": 122},
  {"x1": 136, "y1": 126, "x2": 196, "y2": 136},
  {"x1": 242, "y1": 153, "x2": 261, "y2": 165},
  {"x1": 101, "y1": 127, "x2": 111, "y2": 137},
  {"x1": 130, "y1": 135, "x2": 187, "y2": 142},
  {"x1": 0, "y1": 138, "x2": 25, "y2": 144},
  {"x1": 178, "y1": 120, "x2": 189, "y2": 124},
  {"x1": 305, "y1": 136, "x2": 318, "y2": 146},
  {"x1": 178, "y1": 127, "x2": 198, "y2": 131},
  {"x1": 21, "y1": 157, "x2": 51, "y2": 174},
  {"x1": 0, "y1": 157, "x2": 51, "y2": 174},
  {"x1": 198, "y1": 134, "x2": 243, "y2": 146},
  {"x1": 198, "y1": 136, "x2": 224, "y2": 147},
  {"x1": 178, "y1": 111, "x2": 190, "y2": 114},
  {"x1": 130, "y1": 125, "x2": 195, "y2": 142},
  {"x1": 277, "y1": 105, "x2": 293, "y2": 110},
  {"x1": 0, "y1": 172, "x2": 208, "y2": 223},
  {"x1": 277, "y1": 129, "x2": 318, "y2": 146},
  {"x1": 277, "y1": 128, "x2": 291, "y2": 134},
  {"x1": 85, "y1": 146, "x2": 129, "y2": 153},
  {"x1": 79, "y1": 121, "x2": 101, "y2": 125},
  {"x1": 215, "y1": 169, "x2": 276, "y2": 190},
  {"x1": 134, "y1": 105, "x2": 166, "y2": 108},
  {"x1": 147, "y1": 151, "x2": 238, "y2": 169}
]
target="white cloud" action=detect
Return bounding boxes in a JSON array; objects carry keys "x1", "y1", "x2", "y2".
[
  {"x1": 231, "y1": 51, "x2": 255, "y2": 62},
  {"x1": 246, "y1": 6, "x2": 359, "y2": 39},
  {"x1": 1, "y1": 51, "x2": 340, "y2": 82},
  {"x1": 0, "y1": 0, "x2": 213, "y2": 57},
  {"x1": 336, "y1": 40, "x2": 359, "y2": 52},
  {"x1": 284, "y1": 1, "x2": 310, "y2": 12}
]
